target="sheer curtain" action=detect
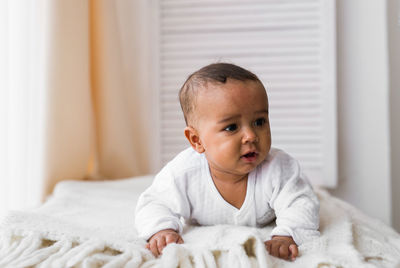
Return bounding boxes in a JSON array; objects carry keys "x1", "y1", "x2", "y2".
[
  {"x1": 0, "y1": 0, "x2": 152, "y2": 217},
  {"x1": 0, "y1": 1, "x2": 45, "y2": 217}
]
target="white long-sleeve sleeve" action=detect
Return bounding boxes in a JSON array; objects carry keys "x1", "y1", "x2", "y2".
[
  {"x1": 134, "y1": 163, "x2": 191, "y2": 240},
  {"x1": 265, "y1": 150, "x2": 320, "y2": 245}
]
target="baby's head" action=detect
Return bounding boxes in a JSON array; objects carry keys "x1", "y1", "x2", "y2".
[
  {"x1": 179, "y1": 63, "x2": 271, "y2": 177},
  {"x1": 179, "y1": 63, "x2": 261, "y2": 126}
]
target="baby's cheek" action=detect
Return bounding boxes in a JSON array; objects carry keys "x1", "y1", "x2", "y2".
[{"x1": 219, "y1": 141, "x2": 238, "y2": 157}]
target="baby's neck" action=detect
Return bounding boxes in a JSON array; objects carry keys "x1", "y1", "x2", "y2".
[
  {"x1": 210, "y1": 171, "x2": 247, "y2": 185},
  {"x1": 209, "y1": 169, "x2": 248, "y2": 209}
]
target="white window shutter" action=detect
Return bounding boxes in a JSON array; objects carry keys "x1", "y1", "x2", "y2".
[{"x1": 153, "y1": 0, "x2": 337, "y2": 187}]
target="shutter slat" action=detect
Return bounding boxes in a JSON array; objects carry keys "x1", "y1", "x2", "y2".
[
  {"x1": 161, "y1": 56, "x2": 320, "y2": 68},
  {"x1": 161, "y1": 1, "x2": 319, "y2": 14}
]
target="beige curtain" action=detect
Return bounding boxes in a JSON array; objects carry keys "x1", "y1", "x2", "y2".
[{"x1": 42, "y1": 0, "x2": 151, "y2": 196}]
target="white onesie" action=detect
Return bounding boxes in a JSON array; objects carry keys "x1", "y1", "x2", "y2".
[{"x1": 135, "y1": 147, "x2": 320, "y2": 245}]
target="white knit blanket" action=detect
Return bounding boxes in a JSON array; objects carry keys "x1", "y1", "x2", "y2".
[{"x1": 1, "y1": 175, "x2": 400, "y2": 268}]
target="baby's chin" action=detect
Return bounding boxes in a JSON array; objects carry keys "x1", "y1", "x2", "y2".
[{"x1": 237, "y1": 159, "x2": 264, "y2": 174}]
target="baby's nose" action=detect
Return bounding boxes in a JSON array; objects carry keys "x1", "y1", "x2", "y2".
[{"x1": 242, "y1": 128, "x2": 258, "y2": 143}]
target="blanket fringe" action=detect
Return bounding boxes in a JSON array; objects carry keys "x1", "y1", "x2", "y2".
[
  {"x1": 0, "y1": 229, "x2": 266, "y2": 268},
  {"x1": 157, "y1": 235, "x2": 266, "y2": 268},
  {"x1": 0, "y1": 230, "x2": 153, "y2": 268}
]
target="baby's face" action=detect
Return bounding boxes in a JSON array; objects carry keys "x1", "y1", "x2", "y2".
[{"x1": 194, "y1": 79, "x2": 271, "y2": 178}]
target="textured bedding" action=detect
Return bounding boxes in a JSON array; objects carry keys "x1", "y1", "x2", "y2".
[{"x1": 0, "y1": 175, "x2": 399, "y2": 267}]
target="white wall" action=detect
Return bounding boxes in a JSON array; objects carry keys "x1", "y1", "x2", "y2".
[
  {"x1": 388, "y1": 0, "x2": 400, "y2": 232},
  {"x1": 330, "y1": 0, "x2": 392, "y2": 226}
]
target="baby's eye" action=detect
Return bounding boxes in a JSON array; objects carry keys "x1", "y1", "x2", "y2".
[
  {"x1": 254, "y1": 118, "x2": 266, "y2": 127},
  {"x1": 224, "y1": 124, "x2": 238, "y2": 132}
]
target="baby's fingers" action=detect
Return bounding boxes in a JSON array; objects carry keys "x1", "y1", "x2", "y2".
[
  {"x1": 279, "y1": 245, "x2": 289, "y2": 260},
  {"x1": 165, "y1": 234, "x2": 177, "y2": 244},
  {"x1": 157, "y1": 236, "x2": 167, "y2": 254},
  {"x1": 271, "y1": 242, "x2": 281, "y2": 258},
  {"x1": 265, "y1": 240, "x2": 272, "y2": 254},
  {"x1": 165, "y1": 233, "x2": 184, "y2": 245},
  {"x1": 149, "y1": 239, "x2": 160, "y2": 257},
  {"x1": 289, "y1": 244, "x2": 298, "y2": 260}
]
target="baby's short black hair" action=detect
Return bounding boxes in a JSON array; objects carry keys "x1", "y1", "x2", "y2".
[{"x1": 179, "y1": 63, "x2": 263, "y2": 126}]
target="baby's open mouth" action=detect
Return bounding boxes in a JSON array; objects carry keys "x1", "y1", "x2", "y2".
[{"x1": 242, "y1": 152, "x2": 257, "y2": 158}]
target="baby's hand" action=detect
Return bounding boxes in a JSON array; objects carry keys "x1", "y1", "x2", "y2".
[
  {"x1": 146, "y1": 229, "x2": 184, "y2": 257},
  {"x1": 264, "y1": 236, "x2": 298, "y2": 261}
]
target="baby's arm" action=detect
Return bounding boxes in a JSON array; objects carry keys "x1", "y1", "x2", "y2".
[
  {"x1": 269, "y1": 173, "x2": 320, "y2": 245},
  {"x1": 266, "y1": 152, "x2": 320, "y2": 259},
  {"x1": 135, "y1": 166, "x2": 191, "y2": 256}
]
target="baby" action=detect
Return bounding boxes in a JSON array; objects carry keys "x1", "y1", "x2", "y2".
[{"x1": 135, "y1": 63, "x2": 320, "y2": 261}]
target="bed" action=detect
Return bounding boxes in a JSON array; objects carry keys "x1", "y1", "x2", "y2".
[{"x1": 0, "y1": 175, "x2": 399, "y2": 267}]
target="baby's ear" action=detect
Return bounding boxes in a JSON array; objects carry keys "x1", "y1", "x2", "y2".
[{"x1": 184, "y1": 126, "x2": 205, "y2": 153}]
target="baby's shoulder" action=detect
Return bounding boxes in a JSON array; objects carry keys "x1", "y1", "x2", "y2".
[
  {"x1": 256, "y1": 147, "x2": 300, "y2": 177},
  {"x1": 252, "y1": 148, "x2": 303, "y2": 193},
  {"x1": 263, "y1": 147, "x2": 297, "y2": 166},
  {"x1": 159, "y1": 147, "x2": 205, "y2": 181},
  {"x1": 169, "y1": 147, "x2": 203, "y2": 169}
]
